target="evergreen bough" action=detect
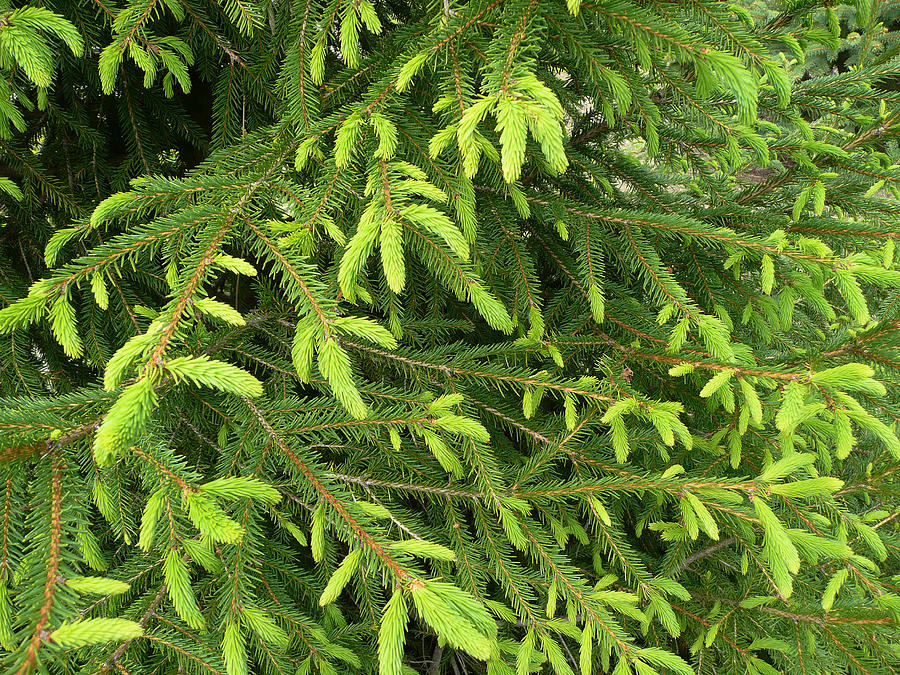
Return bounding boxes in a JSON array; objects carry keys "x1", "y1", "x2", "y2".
[{"x1": 0, "y1": 1, "x2": 899, "y2": 674}]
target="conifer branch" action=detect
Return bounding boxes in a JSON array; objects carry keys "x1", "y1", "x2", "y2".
[
  {"x1": 1, "y1": 2, "x2": 899, "y2": 673},
  {"x1": 17, "y1": 451, "x2": 65, "y2": 675}
]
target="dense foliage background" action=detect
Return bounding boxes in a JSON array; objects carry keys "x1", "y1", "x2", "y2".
[{"x1": 2, "y1": 1, "x2": 900, "y2": 674}]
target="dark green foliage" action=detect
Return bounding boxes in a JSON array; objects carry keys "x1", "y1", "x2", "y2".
[{"x1": 1, "y1": 1, "x2": 900, "y2": 674}]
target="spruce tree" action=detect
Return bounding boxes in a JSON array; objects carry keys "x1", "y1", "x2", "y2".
[{"x1": 1, "y1": 0, "x2": 900, "y2": 673}]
